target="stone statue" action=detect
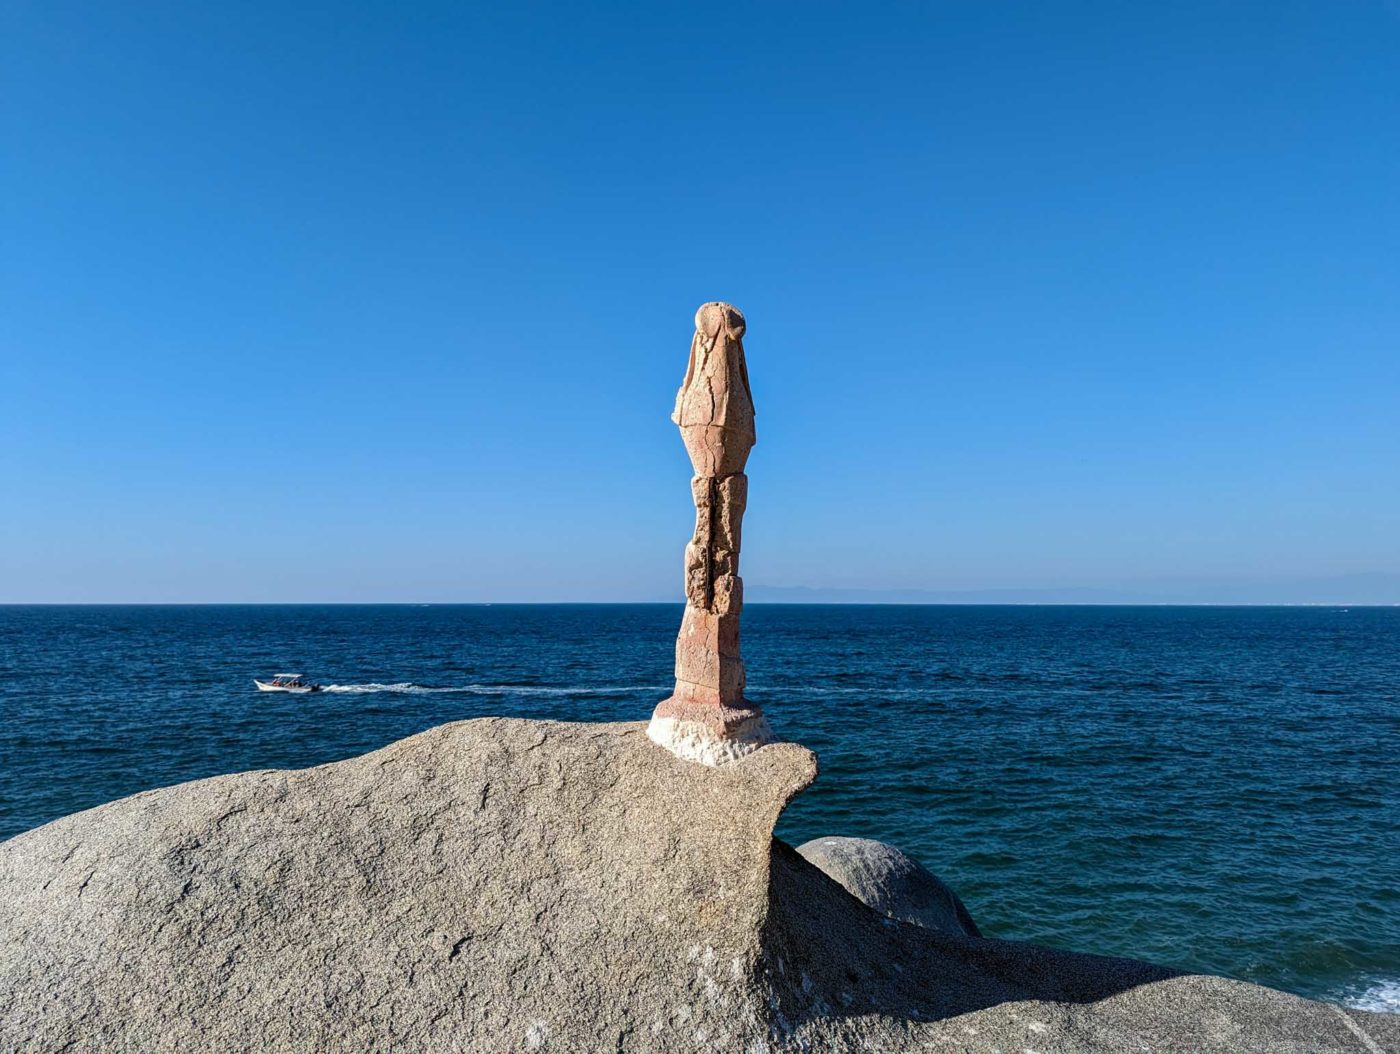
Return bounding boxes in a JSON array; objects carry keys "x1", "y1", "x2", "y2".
[{"x1": 647, "y1": 303, "x2": 774, "y2": 765}]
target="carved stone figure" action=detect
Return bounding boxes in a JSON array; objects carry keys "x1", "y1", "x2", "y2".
[{"x1": 647, "y1": 303, "x2": 774, "y2": 765}]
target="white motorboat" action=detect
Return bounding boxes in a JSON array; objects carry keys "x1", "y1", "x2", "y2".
[{"x1": 254, "y1": 672, "x2": 322, "y2": 693}]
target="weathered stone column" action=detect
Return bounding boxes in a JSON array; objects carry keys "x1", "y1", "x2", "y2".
[{"x1": 647, "y1": 302, "x2": 775, "y2": 765}]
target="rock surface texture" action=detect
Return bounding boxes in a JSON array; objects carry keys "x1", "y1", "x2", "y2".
[
  {"x1": 2, "y1": 719, "x2": 1394, "y2": 1054},
  {"x1": 796, "y1": 836, "x2": 982, "y2": 938},
  {"x1": 648, "y1": 302, "x2": 773, "y2": 765}
]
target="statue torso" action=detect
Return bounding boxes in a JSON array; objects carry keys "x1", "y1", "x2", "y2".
[{"x1": 674, "y1": 332, "x2": 755, "y2": 440}]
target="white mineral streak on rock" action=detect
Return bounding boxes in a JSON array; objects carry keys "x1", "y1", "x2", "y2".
[{"x1": 649, "y1": 302, "x2": 775, "y2": 766}]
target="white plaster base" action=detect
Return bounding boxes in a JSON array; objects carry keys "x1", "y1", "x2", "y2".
[{"x1": 645, "y1": 713, "x2": 775, "y2": 767}]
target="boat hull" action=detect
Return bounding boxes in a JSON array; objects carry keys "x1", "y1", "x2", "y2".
[{"x1": 254, "y1": 680, "x2": 320, "y2": 693}]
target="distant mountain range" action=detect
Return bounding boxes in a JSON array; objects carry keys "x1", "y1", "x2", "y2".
[{"x1": 744, "y1": 573, "x2": 1400, "y2": 606}]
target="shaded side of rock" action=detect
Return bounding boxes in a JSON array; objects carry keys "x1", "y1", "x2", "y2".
[
  {"x1": 759, "y1": 839, "x2": 1400, "y2": 1054},
  {"x1": 796, "y1": 835, "x2": 981, "y2": 937}
]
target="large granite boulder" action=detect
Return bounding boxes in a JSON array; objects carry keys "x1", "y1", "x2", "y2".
[
  {"x1": 1, "y1": 718, "x2": 1394, "y2": 1053},
  {"x1": 796, "y1": 836, "x2": 981, "y2": 937}
]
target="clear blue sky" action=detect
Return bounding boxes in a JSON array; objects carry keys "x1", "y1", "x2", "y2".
[{"x1": 3, "y1": 2, "x2": 1398, "y2": 602}]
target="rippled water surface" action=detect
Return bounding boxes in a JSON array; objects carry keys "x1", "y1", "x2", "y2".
[{"x1": 2, "y1": 604, "x2": 1396, "y2": 1009}]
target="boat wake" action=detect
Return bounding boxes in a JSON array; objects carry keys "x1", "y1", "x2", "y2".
[{"x1": 321, "y1": 682, "x2": 667, "y2": 697}]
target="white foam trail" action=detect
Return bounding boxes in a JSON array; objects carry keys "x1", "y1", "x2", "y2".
[
  {"x1": 1337, "y1": 979, "x2": 1400, "y2": 1015},
  {"x1": 321, "y1": 682, "x2": 667, "y2": 697}
]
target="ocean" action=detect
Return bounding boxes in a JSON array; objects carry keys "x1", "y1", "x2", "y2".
[{"x1": 1, "y1": 603, "x2": 1396, "y2": 1013}]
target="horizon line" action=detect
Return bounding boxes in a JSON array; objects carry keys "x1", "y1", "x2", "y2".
[{"x1": 2, "y1": 601, "x2": 1397, "y2": 608}]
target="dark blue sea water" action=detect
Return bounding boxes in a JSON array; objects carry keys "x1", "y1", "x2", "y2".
[{"x1": 2, "y1": 604, "x2": 1397, "y2": 1012}]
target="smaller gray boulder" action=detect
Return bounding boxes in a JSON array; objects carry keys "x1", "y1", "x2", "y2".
[{"x1": 796, "y1": 836, "x2": 981, "y2": 938}]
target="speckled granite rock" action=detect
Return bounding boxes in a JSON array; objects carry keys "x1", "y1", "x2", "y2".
[
  {"x1": 1, "y1": 718, "x2": 1394, "y2": 1053},
  {"x1": 796, "y1": 836, "x2": 981, "y2": 938}
]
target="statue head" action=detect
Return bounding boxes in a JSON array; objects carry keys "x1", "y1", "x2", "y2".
[{"x1": 695, "y1": 302, "x2": 746, "y2": 342}]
